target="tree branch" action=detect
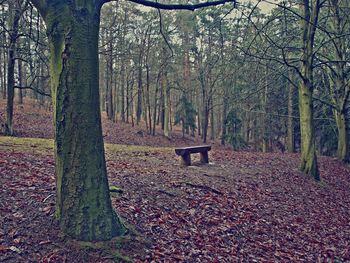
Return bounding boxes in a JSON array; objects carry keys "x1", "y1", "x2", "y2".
[
  {"x1": 14, "y1": 86, "x2": 51, "y2": 97},
  {"x1": 102, "y1": 0, "x2": 236, "y2": 10}
]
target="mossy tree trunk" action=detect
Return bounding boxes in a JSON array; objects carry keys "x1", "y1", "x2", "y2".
[
  {"x1": 298, "y1": 0, "x2": 320, "y2": 181},
  {"x1": 327, "y1": 0, "x2": 350, "y2": 163},
  {"x1": 31, "y1": 0, "x2": 124, "y2": 241},
  {"x1": 299, "y1": 79, "x2": 319, "y2": 180},
  {"x1": 334, "y1": 111, "x2": 349, "y2": 162}
]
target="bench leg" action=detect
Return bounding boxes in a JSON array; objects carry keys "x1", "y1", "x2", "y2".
[
  {"x1": 181, "y1": 154, "x2": 191, "y2": 166},
  {"x1": 200, "y1": 151, "x2": 209, "y2": 164}
]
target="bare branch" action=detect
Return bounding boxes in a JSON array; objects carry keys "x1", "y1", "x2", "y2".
[
  {"x1": 14, "y1": 85, "x2": 51, "y2": 97},
  {"x1": 102, "y1": 0, "x2": 236, "y2": 10}
]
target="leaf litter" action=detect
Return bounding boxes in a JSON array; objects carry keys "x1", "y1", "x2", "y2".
[{"x1": 1, "y1": 102, "x2": 350, "y2": 262}]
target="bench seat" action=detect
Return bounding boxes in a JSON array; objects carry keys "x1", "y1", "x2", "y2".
[{"x1": 175, "y1": 145, "x2": 211, "y2": 166}]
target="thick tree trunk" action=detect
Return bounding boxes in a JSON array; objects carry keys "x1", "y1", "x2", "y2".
[
  {"x1": 299, "y1": 80, "x2": 320, "y2": 180},
  {"x1": 43, "y1": 3, "x2": 124, "y2": 241},
  {"x1": 298, "y1": 0, "x2": 320, "y2": 181}
]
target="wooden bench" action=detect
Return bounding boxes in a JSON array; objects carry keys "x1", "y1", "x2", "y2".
[{"x1": 175, "y1": 145, "x2": 211, "y2": 166}]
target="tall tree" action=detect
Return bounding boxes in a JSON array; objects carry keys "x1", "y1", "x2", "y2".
[
  {"x1": 323, "y1": 0, "x2": 350, "y2": 162},
  {"x1": 298, "y1": 0, "x2": 321, "y2": 180},
  {"x1": 5, "y1": 0, "x2": 24, "y2": 135}
]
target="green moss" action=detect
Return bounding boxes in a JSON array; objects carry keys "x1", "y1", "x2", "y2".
[{"x1": 111, "y1": 252, "x2": 132, "y2": 263}]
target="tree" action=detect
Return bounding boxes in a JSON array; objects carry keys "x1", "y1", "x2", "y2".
[
  {"x1": 298, "y1": 0, "x2": 321, "y2": 180},
  {"x1": 5, "y1": 0, "x2": 24, "y2": 136},
  {"x1": 322, "y1": 0, "x2": 350, "y2": 162},
  {"x1": 29, "y1": 0, "x2": 236, "y2": 241}
]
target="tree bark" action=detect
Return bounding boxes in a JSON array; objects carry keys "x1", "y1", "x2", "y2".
[
  {"x1": 41, "y1": 2, "x2": 124, "y2": 241},
  {"x1": 17, "y1": 58, "x2": 23, "y2": 104},
  {"x1": 287, "y1": 74, "x2": 295, "y2": 153},
  {"x1": 106, "y1": 31, "x2": 114, "y2": 120},
  {"x1": 335, "y1": 110, "x2": 349, "y2": 162},
  {"x1": 298, "y1": 0, "x2": 320, "y2": 181},
  {"x1": 162, "y1": 72, "x2": 169, "y2": 138},
  {"x1": 5, "y1": 1, "x2": 21, "y2": 136}
]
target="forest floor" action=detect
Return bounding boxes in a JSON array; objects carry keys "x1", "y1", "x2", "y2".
[{"x1": 1, "y1": 101, "x2": 350, "y2": 262}]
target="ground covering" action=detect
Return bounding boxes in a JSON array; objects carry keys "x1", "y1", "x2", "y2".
[{"x1": 1, "y1": 102, "x2": 350, "y2": 262}]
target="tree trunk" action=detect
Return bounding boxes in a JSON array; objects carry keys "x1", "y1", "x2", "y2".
[
  {"x1": 287, "y1": 75, "x2": 295, "y2": 153},
  {"x1": 298, "y1": 0, "x2": 320, "y2": 181},
  {"x1": 262, "y1": 68, "x2": 269, "y2": 153},
  {"x1": 221, "y1": 97, "x2": 227, "y2": 145},
  {"x1": 17, "y1": 58, "x2": 23, "y2": 104},
  {"x1": 210, "y1": 99, "x2": 215, "y2": 140},
  {"x1": 42, "y1": 3, "x2": 124, "y2": 241},
  {"x1": 335, "y1": 111, "x2": 349, "y2": 162},
  {"x1": 106, "y1": 32, "x2": 114, "y2": 120},
  {"x1": 162, "y1": 72, "x2": 169, "y2": 138},
  {"x1": 202, "y1": 104, "x2": 209, "y2": 143},
  {"x1": 136, "y1": 62, "x2": 143, "y2": 125},
  {"x1": 5, "y1": 2, "x2": 21, "y2": 136},
  {"x1": 299, "y1": 80, "x2": 319, "y2": 180}
]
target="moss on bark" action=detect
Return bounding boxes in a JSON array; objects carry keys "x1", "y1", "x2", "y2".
[
  {"x1": 40, "y1": 2, "x2": 125, "y2": 241},
  {"x1": 335, "y1": 111, "x2": 349, "y2": 163},
  {"x1": 298, "y1": 80, "x2": 320, "y2": 181}
]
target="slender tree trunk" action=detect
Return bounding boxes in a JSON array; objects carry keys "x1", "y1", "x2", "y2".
[
  {"x1": 0, "y1": 43, "x2": 3, "y2": 100},
  {"x1": 2, "y1": 37, "x2": 7, "y2": 99},
  {"x1": 120, "y1": 62, "x2": 126, "y2": 122},
  {"x1": 197, "y1": 88, "x2": 201, "y2": 137},
  {"x1": 210, "y1": 98, "x2": 215, "y2": 140},
  {"x1": 287, "y1": 75, "x2": 295, "y2": 153},
  {"x1": 262, "y1": 68, "x2": 269, "y2": 153},
  {"x1": 202, "y1": 104, "x2": 209, "y2": 143},
  {"x1": 162, "y1": 72, "x2": 169, "y2": 138},
  {"x1": 221, "y1": 97, "x2": 227, "y2": 145},
  {"x1": 41, "y1": 3, "x2": 124, "y2": 241},
  {"x1": 106, "y1": 33, "x2": 114, "y2": 120},
  {"x1": 17, "y1": 58, "x2": 23, "y2": 104},
  {"x1": 136, "y1": 63, "x2": 143, "y2": 125},
  {"x1": 5, "y1": 2, "x2": 21, "y2": 136}
]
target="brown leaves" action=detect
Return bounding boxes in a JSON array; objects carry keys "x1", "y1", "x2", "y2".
[{"x1": 1, "y1": 101, "x2": 350, "y2": 261}]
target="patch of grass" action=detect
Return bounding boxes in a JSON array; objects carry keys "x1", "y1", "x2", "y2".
[
  {"x1": 105, "y1": 143, "x2": 171, "y2": 153},
  {"x1": 0, "y1": 136, "x2": 173, "y2": 156},
  {"x1": 0, "y1": 136, "x2": 53, "y2": 154}
]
